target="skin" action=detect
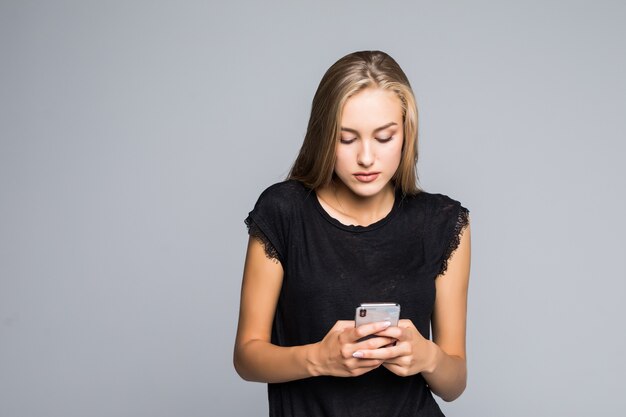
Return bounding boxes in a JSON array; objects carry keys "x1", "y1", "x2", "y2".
[
  {"x1": 234, "y1": 87, "x2": 471, "y2": 402},
  {"x1": 317, "y1": 88, "x2": 403, "y2": 226}
]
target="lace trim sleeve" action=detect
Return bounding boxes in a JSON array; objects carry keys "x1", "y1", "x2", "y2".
[
  {"x1": 245, "y1": 216, "x2": 281, "y2": 263},
  {"x1": 438, "y1": 206, "x2": 470, "y2": 276}
]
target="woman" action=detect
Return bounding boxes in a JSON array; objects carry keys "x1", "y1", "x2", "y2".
[{"x1": 234, "y1": 50, "x2": 471, "y2": 417}]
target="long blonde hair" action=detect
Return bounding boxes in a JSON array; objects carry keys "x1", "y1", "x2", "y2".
[{"x1": 288, "y1": 50, "x2": 420, "y2": 195}]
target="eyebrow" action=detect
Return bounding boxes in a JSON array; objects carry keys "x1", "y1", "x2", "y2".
[{"x1": 340, "y1": 122, "x2": 398, "y2": 135}]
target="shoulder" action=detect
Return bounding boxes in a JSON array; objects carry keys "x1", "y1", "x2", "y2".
[
  {"x1": 401, "y1": 189, "x2": 470, "y2": 240},
  {"x1": 406, "y1": 190, "x2": 470, "y2": 275},
  {"x1": 253, "y1": 179, "x2": 311, "y2": 210},
  {"x1": 401, "y1": 190, "x2": 467, "y2": 215},
  {"x1": 246, "y1": 180, "x2": 311, "y2": 263},
  {"x1": 249, "y1": 179, "x2": 313, "y2": 223},
  {"x1": 257, "y1": 179, "x2": 310, "y2": 200}
]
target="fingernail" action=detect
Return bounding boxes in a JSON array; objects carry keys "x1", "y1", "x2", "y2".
[
  {"x1": 382, "y1": 321, "x2": 391, "y2": 328},
  {"x1": 352, "y1": 351, "x2": 364, "y2": 358}
]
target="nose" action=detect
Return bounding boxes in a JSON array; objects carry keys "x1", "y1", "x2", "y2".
[{"x1": 357, "y1": 141, "x2": 374, "y2": 168}]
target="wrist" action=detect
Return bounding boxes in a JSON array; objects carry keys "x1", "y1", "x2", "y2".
[
  {"x1": 422, "y1": 340, "x2": 443, "y2": 375},
  {"x1": 304, "y1": 342, "x2": 323, "y2": 377}
]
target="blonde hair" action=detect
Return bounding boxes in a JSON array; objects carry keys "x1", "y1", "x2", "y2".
[{"x1": 288, "y1": 50, "x2": 421, "y2": 195}]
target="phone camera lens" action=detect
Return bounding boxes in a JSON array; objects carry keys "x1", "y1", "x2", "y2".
[{"x1": 359, "y1": 309, "x2": 366, "y2": 317}]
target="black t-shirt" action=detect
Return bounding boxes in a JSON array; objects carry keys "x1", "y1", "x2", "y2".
[{"x1": 244, "y1": 179, "x2": 470, "y2": 417}]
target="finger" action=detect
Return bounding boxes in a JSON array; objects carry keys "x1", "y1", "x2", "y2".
[
  {"x1": 348, "y1": 361, "x2": 384, "y2": 376},
  {"x1": 332, "y1": 320, "x2": 356, "y2": 331},
  {"x1": 352, "y1": 347, "x2": 394, "y2": 360},
  {"x1": 397, "y1": 319, "x2": 416, "y2": 329},
  {"x1": 353, "y1": 342, "x2": 410, "y2": 360},
  {"x1": 354, "y1": 336, "x2": 397, "y2": 351},
  {"x1": 354, "y1": 320, "x2": 392, "y2": 340},
  {"x1": 382, "y1": 362, "x2": 410, "y2": 377},
  {"x1": 332, "y1": 321, "x2": 357, "y2": 340},
  {"x1": 349, "y1": 358, "x2": 384, "y2": 369},
  {"x1": 352, "y1": 345, "x2": 397, "y2": 361},
  {"x1": 373, "y1": 326, "x2": 405, "y2": 340}
]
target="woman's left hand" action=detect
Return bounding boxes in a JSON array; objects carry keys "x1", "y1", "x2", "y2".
[{"x1": 352, "y1": 319, "x2": 439, "y2": 377}]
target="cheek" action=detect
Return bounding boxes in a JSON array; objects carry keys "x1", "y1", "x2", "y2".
[
  {"x1": 334, "y1": 148, "x2": 353, "y2": 170},
  {"x1": 382, "y1": 142, "x2": 404, "y2": 165}
]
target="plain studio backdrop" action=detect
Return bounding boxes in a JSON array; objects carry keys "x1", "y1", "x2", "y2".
[{"x1": 1, "y1": 1, "x2": 625, "y2": 416}]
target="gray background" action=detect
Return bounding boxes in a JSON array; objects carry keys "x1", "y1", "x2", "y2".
[{"x1": 1, "y1": 1, "x2": 625, "y2": 416}]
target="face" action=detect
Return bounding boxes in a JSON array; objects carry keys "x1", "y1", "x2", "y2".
[{"x1": 334, "y1": 87, "x2": 404, "y2": 199}]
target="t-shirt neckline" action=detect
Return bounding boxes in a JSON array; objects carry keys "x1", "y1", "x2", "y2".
[{"x1": 310, "y1": 186, "x2": 403, "y2": 232}]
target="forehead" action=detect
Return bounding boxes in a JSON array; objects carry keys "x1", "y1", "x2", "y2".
[{"x1": 341, "y1": 88, "x2": 403, "y2": 128}]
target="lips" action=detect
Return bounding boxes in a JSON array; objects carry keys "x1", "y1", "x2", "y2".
[{"x1": 354, "y1": 172, "x2": 380, "y2": 183}]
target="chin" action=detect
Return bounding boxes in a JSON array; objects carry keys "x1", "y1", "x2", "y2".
[{"x1": 345, "y1": 181, "x2": 390, "y2": 198}]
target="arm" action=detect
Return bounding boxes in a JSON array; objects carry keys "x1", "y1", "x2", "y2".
[
  {"x1": 422, "y1": 220, "x2": 471, "y2": 401},
  {"x1": 233, "y1": 236, "x2": 311, "y2": 382},
  {"x1": 233, "y1": 236, "x2": 393, "y2": 383},
  {"x1": 352, "y1": 221, "x2": 471, "y2": 401}
]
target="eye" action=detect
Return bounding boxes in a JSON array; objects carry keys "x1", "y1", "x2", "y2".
[
  {"x1": 340, "y1": 138, "x2": 357, "y2": 144},
  {"x1": 376, "y1": 137, "x2": 393, "y2": 143}
]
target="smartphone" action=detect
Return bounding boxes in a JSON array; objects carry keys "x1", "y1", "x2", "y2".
[{"x1": 355, "y1": 303, "x2": 400, "y2": 327}]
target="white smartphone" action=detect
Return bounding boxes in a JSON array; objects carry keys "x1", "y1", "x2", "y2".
[{"x1": 355, "y1": 303, "x2": 400, "y2": 327}]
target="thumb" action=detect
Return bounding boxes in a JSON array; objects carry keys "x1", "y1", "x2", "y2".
[{"x1": 331, "y1": 320, "x2": 356, "y2": 331}]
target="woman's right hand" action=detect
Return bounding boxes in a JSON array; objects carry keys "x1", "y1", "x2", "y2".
[
  {"x1": 235, "y1": 237, "x2": 395, "y2": 383},
  {"x1": 309, "y1": 320, "x2": 396, "y2": 377}
]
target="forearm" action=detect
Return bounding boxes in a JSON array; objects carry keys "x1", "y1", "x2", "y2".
[
  {"x1": 421, "y1": 341, "x2": 467, "y2": 402},
  {"x1": 234, "y1": 339, "x2": 318, "y2": 383}
]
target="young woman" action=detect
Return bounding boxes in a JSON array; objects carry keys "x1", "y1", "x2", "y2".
[{"x1": 234, "y1": 50, "x2": 471, "y2": 417}]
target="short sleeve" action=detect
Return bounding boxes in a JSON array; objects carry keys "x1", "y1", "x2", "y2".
[
  {"x1": 244, "y1": 182, "x2": 293, "y2": 264},
  {"x1": 427, "y1": 194, "x2": 470, "y2": 277}
]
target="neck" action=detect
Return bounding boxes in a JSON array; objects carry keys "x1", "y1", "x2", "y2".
[{"x1": 330, "y1": 179, "x2": 395, "y2": 226}]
